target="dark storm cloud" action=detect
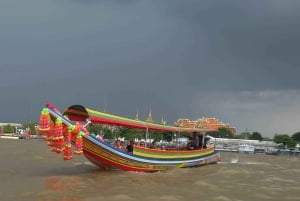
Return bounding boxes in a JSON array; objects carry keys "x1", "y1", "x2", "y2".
[
  {"x1": 70, "y1": 0, "x2": 138, "y2": 4},
  {"x1": 1, "y1": 0, "x2": 300, "y2": 136},
  {"x1": 154, "y1": 0, "x2": 300, "y2": 91}
]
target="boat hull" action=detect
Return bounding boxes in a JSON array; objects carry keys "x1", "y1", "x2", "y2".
[{"x1": 83, "y1": 135, "x2": 220, "y2": 172}]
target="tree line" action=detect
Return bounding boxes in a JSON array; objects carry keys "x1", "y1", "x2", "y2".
[
  {"x1": 0, "y1": 122, "x2": 38, "y2": 135},
  {"x1": 1, "y1": 122, "x2": 300, "y2": 148},
  {"x1": 205, "y1": 127, "x2": 300, "y2": 148},
  {"x1": 88, "y1": 125, "x2": 300, "y2": 148}
]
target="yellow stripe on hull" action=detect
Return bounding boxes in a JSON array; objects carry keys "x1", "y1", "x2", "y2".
[{"x1": 133, "y1": 147, "x2": 215, "y2": 159}]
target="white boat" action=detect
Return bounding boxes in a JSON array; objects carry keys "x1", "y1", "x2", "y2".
[
  {"x1": 265, "y1": 147, "x2": 280, "y2": 155},
  {"x1": 238, "y1": 144, "x2": 255, "y2": 154},
  {"x1": 215, "y1": 145, "x2": 238, "y2": 152}
]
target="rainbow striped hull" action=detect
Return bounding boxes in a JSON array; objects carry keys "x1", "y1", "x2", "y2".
[{"x1": 83, "y1": 135, "x2": 220, "y2": 172}]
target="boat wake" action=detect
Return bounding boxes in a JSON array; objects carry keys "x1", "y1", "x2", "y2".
[
  {"x1": 217, "y1": 156, "x2": 239, "y2": 165},
  {"x1": 242, "y1": 161, "x2": 270, "y2": 165},
  {"x1": 217, "y1": 160, "x2": 239, "y2": 165},
  {"x1": 74, "y1": 162, "x2": 94, "y2": 166},
  {"x1": 230, "y1": 158, "x2": 239, "y2": 164}
]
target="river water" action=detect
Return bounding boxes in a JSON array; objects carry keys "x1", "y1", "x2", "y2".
[{"x1": 0, "y1": 139, "x2": 299, "y2": 201}]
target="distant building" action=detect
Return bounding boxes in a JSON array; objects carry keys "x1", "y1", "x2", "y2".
[
  {"x1": 145, "y1": 107, "x2": 154, "y2": 123},
  {"x1": 174, "y1": 117, "x2": 236, "y2": 134}
]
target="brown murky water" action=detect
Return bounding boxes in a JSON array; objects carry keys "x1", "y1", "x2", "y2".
[{"x1": 0, "y1": 139, "x2": 299, "y2": 201}]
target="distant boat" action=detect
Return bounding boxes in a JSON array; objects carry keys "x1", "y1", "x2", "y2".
[
  {"x1": 254, "y1": 147, "x2": 265, "y2": 154},
  {"x1": 238, "y1": 144, "x2": 255, "y2": 154},
  {"x1": 215, "y1": 145, "x2": 238, "y2": 152},
  {"x1": 265, "y1": 147, "x2": 280, "y2": 155}
]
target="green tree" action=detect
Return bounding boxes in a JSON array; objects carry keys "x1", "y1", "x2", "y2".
[
  {"x1": 180, "y1": 132, "x2": 191, "y2": 138},
  {"x1": 87, "y1": 124, "x2": 117, "y2": 140},
  {"x1": 292, "y1": 132, "x2": 300, "y2": 143},
  {"x1": 205, "y1": 128, "x2": 233, "y2": 138},
  {"x1": 217, "y1": 127, "x2": 234, "y2": 138},
  {"x1": 162, "y1": 131, "x2": 174, "y2": 142},
  {"x1": 149, "y1": 130, "x2": 164, "y2": 142},
  {"x1": 273, "y1": 134, "x2": 297, "y2": 148},
  {"x1": 3, "y1": 124, "x2": 14, "y2": 133},
  {"x1": 206, "y1": 131, "x2": 219, "y2": 138},
  {"x1": 87, "y1": 124, "x2": 103, "y2": 135},
  {"x1": 238, "y1": 132, "x2": 252, "y2": 139},
  {"x1": 249, "y1": 132, "x2": 263, "y2": 141},
  {"x1": 102, "y1": 127, "x2": 114, "y2": 140},
  {"x1": 22, "y1": 122, "x2": 38, "y2": 135},
  {"x1": 262, "y1": 137, "x2": 273, "y2": 141},
  {"x1": 117, "y1": 127, "x2": 136, "y2": 140}
]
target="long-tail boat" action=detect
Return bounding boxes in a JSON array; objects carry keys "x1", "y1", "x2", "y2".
[{"x1": 38, "y1": 103, "x2": 220, "y2": 172}]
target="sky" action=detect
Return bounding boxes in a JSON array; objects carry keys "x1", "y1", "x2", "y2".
[{"x1": 1, "y1": 0, "x2": 300, "y2": 137}]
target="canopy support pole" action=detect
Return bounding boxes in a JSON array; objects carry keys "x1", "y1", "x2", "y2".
[{"x1": 145, "y1": 128, "x2": 149, "y2": 148}]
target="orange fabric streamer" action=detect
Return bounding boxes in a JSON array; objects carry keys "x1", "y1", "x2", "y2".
[
  {"x1": 63, "y1": 126, "x2": 73, "y2": 160},
  {"x1": 51, "y1": 118, "x2": 64, "y2": 153}
]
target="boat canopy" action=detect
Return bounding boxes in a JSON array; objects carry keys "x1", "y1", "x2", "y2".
[{"x1": 63, "y1": 104, "x2": 202, "y2": 133}]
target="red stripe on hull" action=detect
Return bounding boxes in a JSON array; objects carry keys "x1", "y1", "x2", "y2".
[{"x1": 83, "y1": 150, "x2": 159, "y2": 172}]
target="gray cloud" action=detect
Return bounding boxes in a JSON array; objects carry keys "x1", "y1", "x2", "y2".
[
  {"x1": 1, "y1": 0, "x2": 300, "y2": 137},
  {"x1": 158, "y1": 0, "x2": 300, "y2": 91},
  {"x1": 191, "y1": 90, "x2": 300, "y2": 136}
]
